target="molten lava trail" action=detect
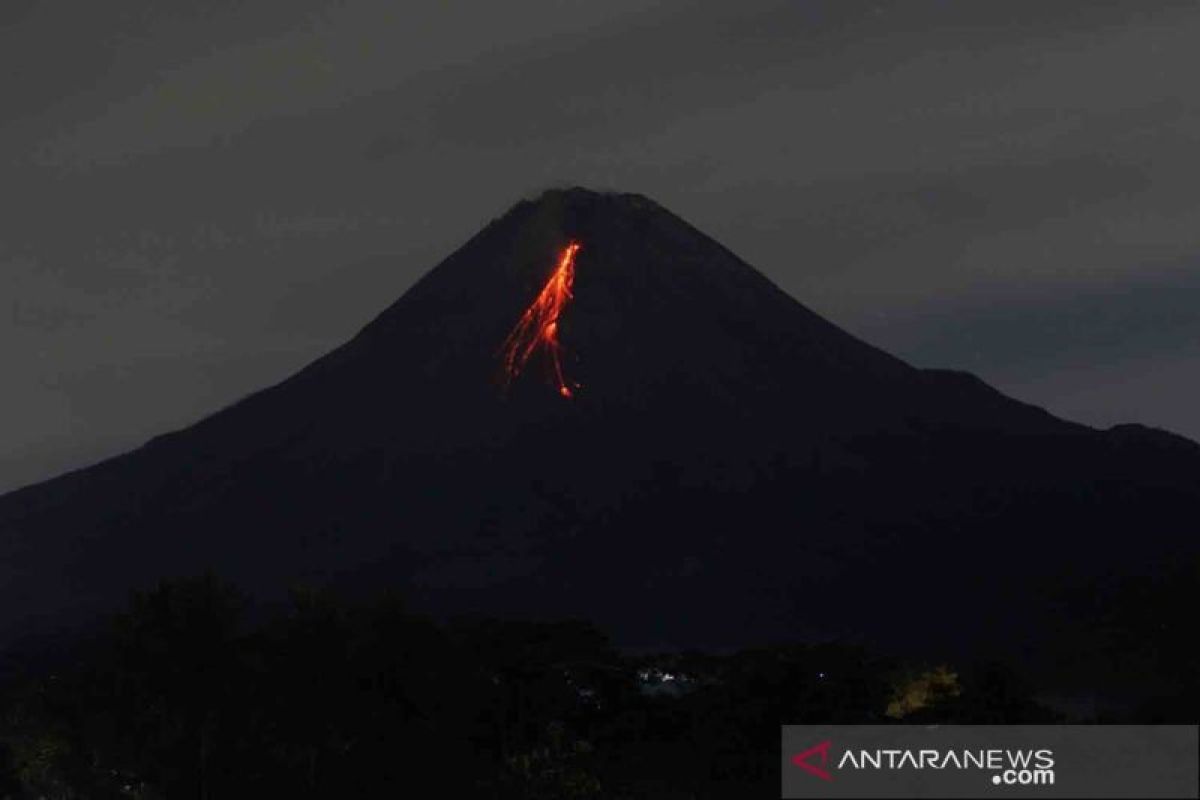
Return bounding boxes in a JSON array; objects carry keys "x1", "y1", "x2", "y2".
[{"x1": 501, "y1": 241, "x2": 581, "y2": 398}]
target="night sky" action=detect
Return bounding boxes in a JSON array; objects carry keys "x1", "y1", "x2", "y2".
[{"x1": 3, "y1": 0, "x2": 1198, "y2": 493}]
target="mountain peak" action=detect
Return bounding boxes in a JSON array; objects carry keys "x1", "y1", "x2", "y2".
[
  {"x1": 1, "y1": 188, "x2": 1196, "y2": 700},
  {"x1": 345, "y1": 185, "x2": 918, "y2": 415},
  {"x1": 523, "y1": 184, "x2": 663, "y2": 210}
]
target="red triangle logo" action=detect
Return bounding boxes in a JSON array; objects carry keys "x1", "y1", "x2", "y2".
[{"x1": 791, "y1": 740, "x2": 833, "y2": 782}]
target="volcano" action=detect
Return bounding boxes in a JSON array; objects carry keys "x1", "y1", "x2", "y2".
[{"x1": 1, "y1": 188, "x2": 1197, "y2": 700}]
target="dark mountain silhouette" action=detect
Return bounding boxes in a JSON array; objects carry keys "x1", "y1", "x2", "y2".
[{"x1": 1, "y1": 188, "x2": 1196, "y2": 702}]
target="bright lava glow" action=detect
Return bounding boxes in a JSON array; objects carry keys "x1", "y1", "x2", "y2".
[{"x1": 501, "y1": 241, "x2": 581, "y2": 398}]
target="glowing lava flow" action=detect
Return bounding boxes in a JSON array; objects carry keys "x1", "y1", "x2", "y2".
[{"x1": 501, "y1": 241, "x2": 581, "y2": 398}]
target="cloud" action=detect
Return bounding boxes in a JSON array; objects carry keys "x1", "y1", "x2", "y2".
[{"x1": 27, "y1": 0, "x2": 668, "y2": 168}]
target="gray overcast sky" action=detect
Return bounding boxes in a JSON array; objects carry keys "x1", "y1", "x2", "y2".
[{"x1": 2, "y1": 0, "x2": 1198, "y2": 492}]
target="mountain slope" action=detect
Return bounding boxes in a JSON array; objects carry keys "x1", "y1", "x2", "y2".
[{"x1": 1, "y1": 188, "x2": 1196, "y2": 699}]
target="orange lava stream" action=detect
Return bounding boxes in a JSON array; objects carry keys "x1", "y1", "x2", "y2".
[{"x1": 501, "y1": 241, "x2": 581, "y2": 398}]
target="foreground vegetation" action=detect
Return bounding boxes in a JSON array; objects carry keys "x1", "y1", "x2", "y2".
[{"x1": 0, "y1": 574, "x2": 1189, "y2": 799}]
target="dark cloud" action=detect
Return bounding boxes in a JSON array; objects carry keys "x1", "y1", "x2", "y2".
[{"x1": 879, "y1": 258, "x2": 1200, "y2": 372}]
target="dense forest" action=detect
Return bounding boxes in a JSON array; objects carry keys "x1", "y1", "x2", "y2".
[{"x1": 0, "y1": 572, "x2": 1192, "y2": 799}]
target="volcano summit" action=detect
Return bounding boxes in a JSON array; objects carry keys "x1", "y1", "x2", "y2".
[{"x1": 1, "y1": 188, "x2": 1196, "y2": 701}]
